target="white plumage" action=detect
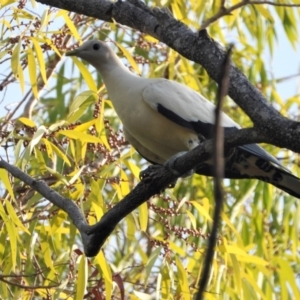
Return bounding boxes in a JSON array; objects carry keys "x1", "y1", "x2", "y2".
[{"x1": 66, "y1": 40, "x2": 300, "y2": 198}]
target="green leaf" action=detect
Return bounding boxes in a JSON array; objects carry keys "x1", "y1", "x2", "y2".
[
  {"x1": 175, "y1": 256, "x2": 191, "y2": 300},
  {"x1": 11, "y1": 39, "x2": 24, "y2": 93},
  {"x1": 0, "y1": 201, "x2": 17, "y2": 271},
  {"x1": 30, "y1": 37, "x2": 48, "y2": 86},
  {"x1": 144, "y1": 247, "x2": 161, "y2": 287}
]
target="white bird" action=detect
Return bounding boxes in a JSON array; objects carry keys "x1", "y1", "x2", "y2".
[{"x1": 66, "y1": 40, "x2": 300, "y2": 198}]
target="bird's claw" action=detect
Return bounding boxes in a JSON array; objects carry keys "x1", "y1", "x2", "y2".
[{"x1": 139, "y1": 165, "x2": 162, "y2": 181}]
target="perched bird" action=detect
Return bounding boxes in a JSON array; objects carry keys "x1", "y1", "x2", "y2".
[{"x1": 66, "y1": 40, "x2": 300, "y2": 198}]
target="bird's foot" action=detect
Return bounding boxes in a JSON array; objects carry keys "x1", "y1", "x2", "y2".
[
  {"x1": 164, "y1": 151, "x2": 195, "y2": 178},
  {"x1": 139, "y1": 165, "x2": 162, "y2": 181}
]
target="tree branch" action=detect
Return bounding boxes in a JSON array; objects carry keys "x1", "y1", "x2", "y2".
[
  {"x1": 200, "y1": 0, "x2": 300, "y2": 30},
  {"x1": 0, "y1": 127, "x2": 262, "y2": 256}
]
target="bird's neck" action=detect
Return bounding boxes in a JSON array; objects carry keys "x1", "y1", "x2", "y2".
[
  {"x1": 94, "y1": 54, "x2": 142, "y2": 110},
  {"x1": 94, "y1": 53, "x2": 138, "y2": 88}
]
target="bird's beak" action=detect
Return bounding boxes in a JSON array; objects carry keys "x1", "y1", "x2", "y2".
[{"x1": 65, "y1": 49, "x2": 79, "y2": 56}]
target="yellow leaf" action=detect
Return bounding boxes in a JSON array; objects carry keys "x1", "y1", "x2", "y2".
[
  {"x1": 73, "y1": 119, "x2": 96, "y2": 132},
  {"x1": 70, "y1": 57, "x2": 97, "y2": 91},
  {"x1": 27, "y1": 47, "x2": 38, "y2": 99},
  {"x1": 243, "y1": 272, "x2": 268, "y2": 300},
  {"x1": 116, "y1": 42, "x2": 140, "y2": 75},
  {"x1": 138, "y1": 202, "x2": 148, "y2": 231},
  {"x1": 39, "y1": 8, "x2": 49, "y2": 31},
  {"x1": 93, "y1": 251, "x2": 112, "y2": 300},
  {"x1": 45, "y1": 167, "x2": 68, "y2": 184},
  {"x1": 5, "y1": 200, "x2": 30, "y2": 234},
  {"x1": 11, "y1": 39, "x2": 24, "y2": 92},
  {"x1": 51, "y1": 210, "x2": 67, "y2": 234},
  {"x1": 255, "y1": 5, "x2": 274, "y2": 22},
  {"x1": 59, "y1": 130, "x2": 102, "y2": 144},
  {"x1": 190, "y1": 200, "x2": 212, "y2": 221},
  {"x1": 168, "y1": 241, "x2": 185, "y2": 256},
  {"x1": 67, "y1": 91, "x2": 98, "y2": 123},
  {"x1": 18, "y1": 63, "x2": 25, "y2": 93},
  {"x1": 0, "y1": 169, "x2": 15, "y2": 200},
  {"x1": 218, "y1": 245, "x2": 268, "y2": 266},
  {"x1": 75, "y1": 255, "x2": 87, "y2": 300},
  {"x1": 42, "y1": 138, "x2": 53, "y2": 159},
  {"x1": 186, "y1": 210, "x2": 197, "y2": 229},
  {"x1": 160, "y1": 263, "x2": 171, "y2": 297},
  {"x1": 230, "y1": 254, "x2": 242, "y2": 296},
  {"x1": 48, "y1": 140, "x2": 71, "y2": 166},
  {"x1": 123, "y1": 160, "x2": 140, "y2": 179},
  {"x1": 94, "y1": 250, "x2": 112, "y2": 283},
  {"x1": 144, "y1": 35, "x2": 159, "y2": 43},
  {"x1": 144, "y1": 247, "x2": 161, "y2": 286},
  {"x1": 1, "y1": 0, "x2": 16, "y2": 8},
  {"x1": 275, "y1": 257, "x2": 300, "y2": 299},
  {"x1": 58, "y1": 10, "x2": 81, "y2": 41},
  {"x1": 48, "y1": 120, "x2": 68, "y2": 132},
  {"x1": 30, "y1": 37, "x2": 48, "y2": 86},
  {"x1": 126, "y1": 214, "x2": 135, "y2": 240},
  {"x1": 221, "y1": 212, "x2": 243, "y2": 244},
  {"x1": 68, "y1": 166, "x2": 85, "y2": 185},
  {"x1": 120, "y1": 169, "x2": 130, "y2": 196}
]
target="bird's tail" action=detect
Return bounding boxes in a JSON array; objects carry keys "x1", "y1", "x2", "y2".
[
  {"x1": 254, "y1": 166, "x2": 300, "y2": 199},
  {"x1": 196, "y1": 151, "x2": 300, "y2": 199},
  {"x1": 233, "y1": 155, "x2": 300, "y2": 199}
]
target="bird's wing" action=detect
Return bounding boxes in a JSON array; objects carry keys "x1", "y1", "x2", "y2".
[
  {"x1": 142, "y1": 79, "x2": 283, "y2": 167},
  {"x1": 142, "y1": 79, "x2": 239, "y2": 138}
]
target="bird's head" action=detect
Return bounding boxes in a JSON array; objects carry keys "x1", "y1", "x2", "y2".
[{"x1": 66, "y1": 40, "x2": 113, "y2": 66}]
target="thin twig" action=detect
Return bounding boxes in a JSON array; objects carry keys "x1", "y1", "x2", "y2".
[
  {"x1": 200, "y1": 0, "x2": 300, "y2": 30},
  {"x1": 196, "y1": 44, "x2": 233, "y2": 299}
]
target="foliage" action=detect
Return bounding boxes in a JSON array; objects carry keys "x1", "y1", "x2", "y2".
[{"x1": 0, "y1": 0, "x2": 299, "y2": 299}]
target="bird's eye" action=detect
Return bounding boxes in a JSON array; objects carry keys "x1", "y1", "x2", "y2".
[{"x1": 93, "y1": 43, "x2": 100, "y2": 50}]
